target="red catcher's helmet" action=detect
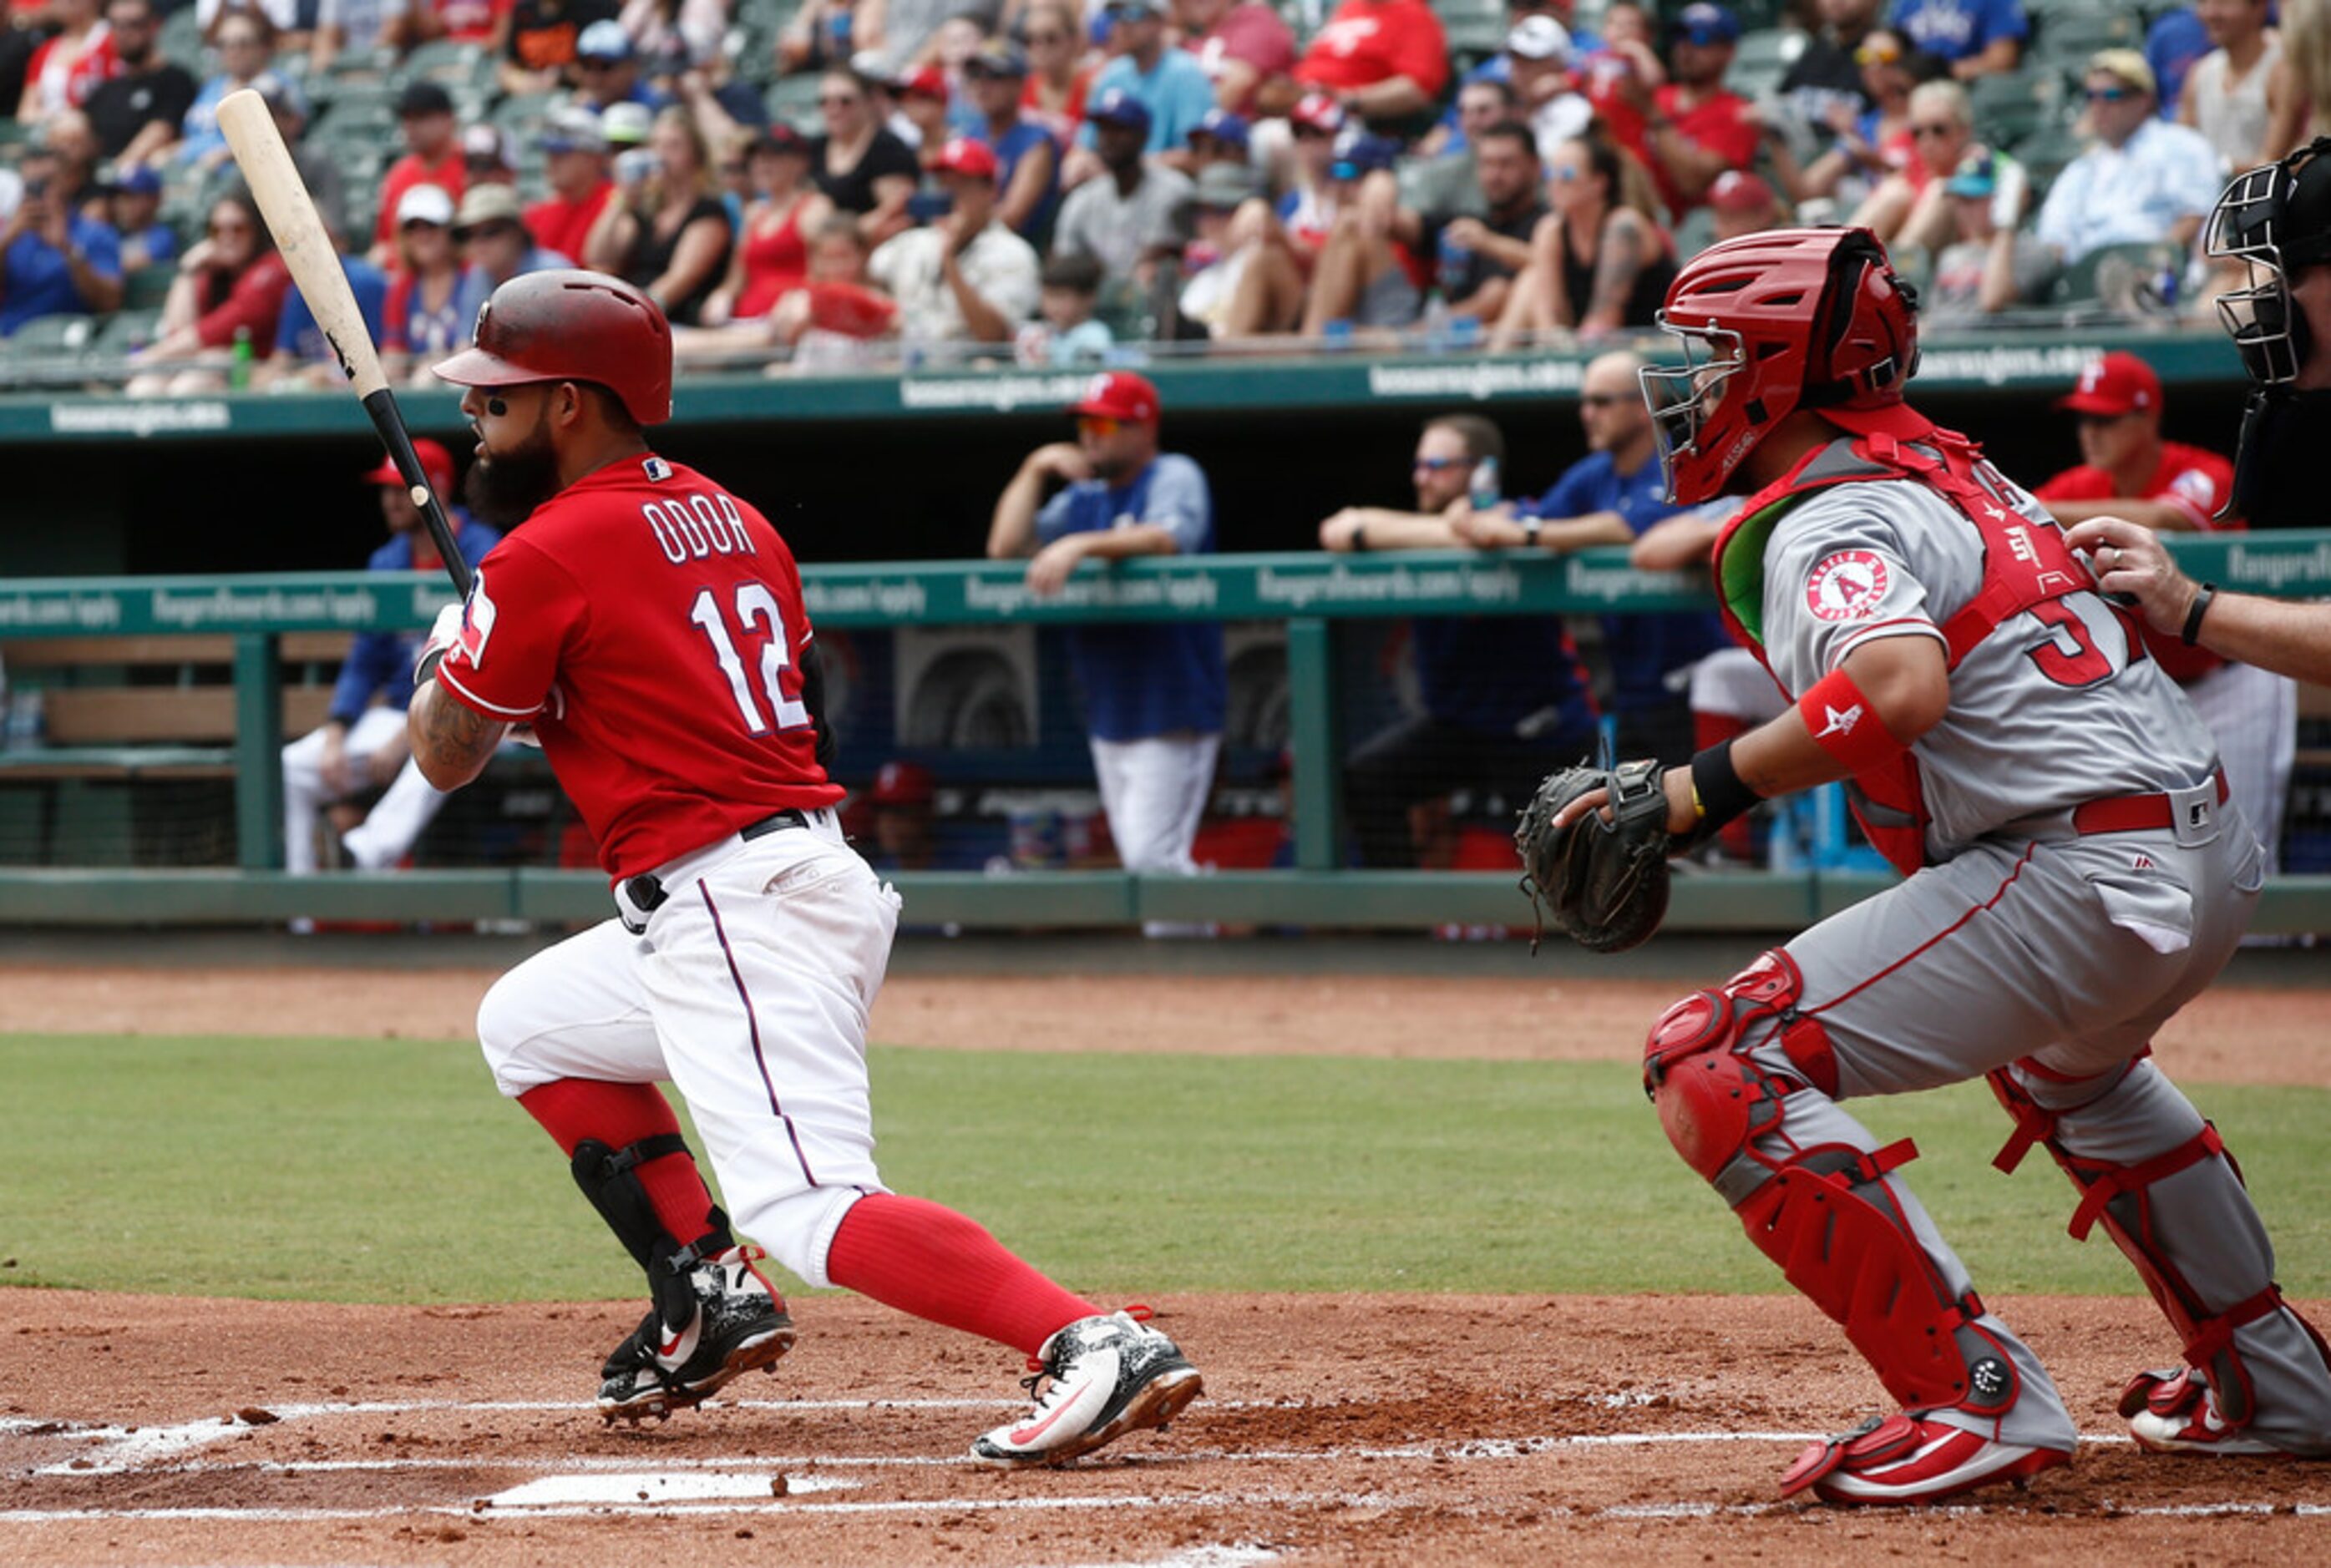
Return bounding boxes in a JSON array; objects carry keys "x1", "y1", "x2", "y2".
[
  {"x1": 1640, "y1": 227, "x2": 1920, "y2": 503},
  {"x1": 433, "y1": 269, "x2": 674, "y2": 426}
]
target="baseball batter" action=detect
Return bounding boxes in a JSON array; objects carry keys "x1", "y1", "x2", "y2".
[
  {"x1": 1557, "y1": 229, "x2": 2331, "y2": 1505},
  {"x1": 405, "y1": 271, "x2": 1200, "y2": 1466}
]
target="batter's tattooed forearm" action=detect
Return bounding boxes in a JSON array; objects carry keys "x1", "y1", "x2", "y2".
[{"x1": 413, "y1": 685, "x2": 502, "y2": 783}]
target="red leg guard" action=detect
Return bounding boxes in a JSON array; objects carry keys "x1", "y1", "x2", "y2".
[
  {"x1": 1649, "y1": 951, "x2": 2016, "y2": 1418},
  {"x1": 1989, "y1": 1064, "x2": 2330, "y2": 1427}
]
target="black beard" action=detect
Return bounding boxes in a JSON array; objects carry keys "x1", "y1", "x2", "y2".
[{"x1": 463, "y1": 439, "x2": 562, "y2": 527}]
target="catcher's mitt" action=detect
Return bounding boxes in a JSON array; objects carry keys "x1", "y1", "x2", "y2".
[{"x1": 1514, "y1": 758, "x2": 1675, "y2": 954}]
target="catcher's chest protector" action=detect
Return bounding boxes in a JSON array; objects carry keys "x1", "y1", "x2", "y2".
[{"x1": 1709, "y1": 428, "x2": 2110, "y2": 874}]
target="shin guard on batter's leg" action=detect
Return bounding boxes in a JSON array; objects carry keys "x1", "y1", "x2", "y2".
[
  {"x1": 1647, "y1": 952, "x2": 2074, "y2": 1501},
  {"x1": 1992, "y1": 1056, "x2": 2331, "y2": 1455}
]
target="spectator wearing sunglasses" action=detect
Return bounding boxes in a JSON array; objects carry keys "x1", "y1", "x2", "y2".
[
  {"x1": 1317, "y1": 413, "x2": 1599, "y2": 868},
  {"x1": 811, "y1": 66, "x2": 922, "y2": 245},
  {"x1": 2035, "y1": 50, "x2": 2225, "y2": 267},
  {"x1": 1888, "y1": 0, "x2": 2026, "y2": 83},
  {"x1": 125, "y1": 190, "x2": 292, "y2": 395},
  {"x1": 1771, "y1": 26, "x2": 1946, "y2": 213},
  {"x1": 1841, "y1": 73, "x2": 1967, "y2": 246},
  {"x1": 1082, "y1": 0, "x2": 1218, "y2": 164},
  {"x1": 1452, "y1": 352, "x2": 1729, "y2": 763},
  {"x1": 1603, "y1": 3, "x2": 1756, "y2": 218},
  {"x1": 987, "y1": 372, "x2": 1227, "y2": 918}
]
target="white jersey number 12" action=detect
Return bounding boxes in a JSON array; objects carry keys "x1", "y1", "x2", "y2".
[{"x1": 689, "y1": 583, "x2": 812, "y2": 736}]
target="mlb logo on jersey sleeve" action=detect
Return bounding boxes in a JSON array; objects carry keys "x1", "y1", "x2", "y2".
[{"x1": 1807, "y1": 549, "x2": 1890, "y2": 623}]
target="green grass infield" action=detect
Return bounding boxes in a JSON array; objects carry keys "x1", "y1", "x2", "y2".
[{"x1": 3, "y1": 1034, "x2": 2325, "y2": 1304}]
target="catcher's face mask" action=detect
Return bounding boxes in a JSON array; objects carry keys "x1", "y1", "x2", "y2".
[
  {"x1": 1640, "y1": 318, "x2": 1747, "y2": 505},
  {"x1": 2208, "y1": 140, "x2": 2331, "y2": 386}
]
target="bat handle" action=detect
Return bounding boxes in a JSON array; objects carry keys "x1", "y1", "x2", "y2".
[{"x1": 361, "y1": 387, "x2": 472, "y2": 595}]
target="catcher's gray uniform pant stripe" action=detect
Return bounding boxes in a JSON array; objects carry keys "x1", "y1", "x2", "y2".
[{"x1": 1731, "y1": 812, "x2": 2329, "y2": 1446}]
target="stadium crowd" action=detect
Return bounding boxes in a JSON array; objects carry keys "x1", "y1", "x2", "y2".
[{"x1": 0, "y1": 0, "x2": 2308, "y2": 377}]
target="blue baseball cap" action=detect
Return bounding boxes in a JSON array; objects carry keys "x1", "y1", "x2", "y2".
[
  {"x1": 105, "y1": 163, "x2": 162, "y2": 197},
  {"x1": 1944, "y1": 147, "x2": 2000, "y2": 199},
  {"x1": 1671, "y1": 3, "x2": 1741, "y2": 45},
  {"x1": 1329, "y1": 134, "x2": 1401, "y2": 181},
  {"x1": 1192, "y1": 108, "x2": 1250, "y2": 149},
  {"x1": 1085, "y1": 86, "x2": 1153, "y2": 134}
]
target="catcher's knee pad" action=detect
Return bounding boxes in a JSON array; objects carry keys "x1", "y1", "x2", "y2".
[
  {"x1": 1990, "y1": 1060, "x2": 2331, "y2": 1428},
  {"x1": 1645, "y1": 950, "x2": 2019, "y2": 1418}
]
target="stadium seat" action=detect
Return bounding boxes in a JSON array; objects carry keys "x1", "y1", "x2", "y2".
[
  {"x1": 3, "y1": 313, "x2": 99, "y2": 359},
  {"x1": 90, "y1": 308, "x2": 162, "y2": 358},
  {"x1": 2050, "y1": 239, "x2": 2182, "y2": 310},
  {"x1": 123, "y1": 266, "x2": 178, "y2": 311},
  {"x1": 2031, "y1": 13, "x2": 2145, "y2": 71},
  {"x1": 1968, "y1": 68, "x2": 2060, "y2": 148},
  {"x1": 2011, "y1": 124, "x2": 2087, "y2": 194},
  {"x1": 398, "y1": 39, "x2": 489, "y2": 89},
  {"x1": 765, "y1": 73, "x2": 824, "y2": 126}
]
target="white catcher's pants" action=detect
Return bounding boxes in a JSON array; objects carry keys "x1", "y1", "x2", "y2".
[
  {"x1": 281, "y1": 707, "x2": 449, "y2": 874},
  {"x1": 476, "y1": 809, "x2": 899, "y2": 1287}
]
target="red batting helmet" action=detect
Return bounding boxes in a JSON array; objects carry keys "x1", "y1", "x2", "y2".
[
  {"x1": 433, "y1": 269, "x2": 674, "y2": 426},
  {"x1": 1640, "y1": 228, "x2": 1920, "y2": 503}
]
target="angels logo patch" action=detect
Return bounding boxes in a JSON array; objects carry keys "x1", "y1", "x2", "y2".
[{"x1": 1806, "y1": 550, "x2": 1890, "y2": 623}]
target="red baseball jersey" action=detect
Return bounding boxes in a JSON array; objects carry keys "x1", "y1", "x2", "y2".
[
  {"x1": 434, "y1": 453, "x2": 844, "y2": 880},
  {"x1": 2035, "y1": 440, "x2": 2238, "y2": 681},
  {"x1": 2033, "y1": 440, "x2": 2234, "y2": 531}
]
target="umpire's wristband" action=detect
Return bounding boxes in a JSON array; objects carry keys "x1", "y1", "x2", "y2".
[{"x1": 1688, "y1": 741, "x2": 1761, "y2": 835}]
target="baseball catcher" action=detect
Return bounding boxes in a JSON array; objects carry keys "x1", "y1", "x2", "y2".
[{"x1": 1550, "y1": 226, "x2": 2331, "y2": 1509}]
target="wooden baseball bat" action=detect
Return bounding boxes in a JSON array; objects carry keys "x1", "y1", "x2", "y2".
[{"x1": 217, "y1": 87, "x2": 473, "y2": 595}]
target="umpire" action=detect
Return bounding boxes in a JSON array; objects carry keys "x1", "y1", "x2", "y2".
[{"x1": 2070, "y1": 137, "x2": 2331, "y2": 680}]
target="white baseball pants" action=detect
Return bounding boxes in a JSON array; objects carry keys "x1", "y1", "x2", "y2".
[
  {"x1": 281, "y1": 708, "x2": 449, "y2": 874},
  {"x1": 475, "y1": 809, "x2": 900, "y2": 1287},
  {"x1": 1090, "y1": 731, "x2": 1219, "y2": 875}
]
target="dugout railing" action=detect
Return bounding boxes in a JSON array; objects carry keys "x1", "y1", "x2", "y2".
[{"x1": 3, "y1": 534, "x2": 2330, "y2": 932}]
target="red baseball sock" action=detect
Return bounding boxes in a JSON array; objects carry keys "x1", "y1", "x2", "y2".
[
  {"x1": 518, "y1": 1079, "x2": 719, "y2": 1246},
  {"x1": 825, "y1": 1193, "x2": 1102, "y2": 1358},
  {"x1": 1694, "y1": 711, "x2": 1758, "y2": 862}
]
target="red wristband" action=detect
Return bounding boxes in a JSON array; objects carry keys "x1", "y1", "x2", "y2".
[{"x1": 1797, "y1": 667, "x2": 1908, "y2": 772}]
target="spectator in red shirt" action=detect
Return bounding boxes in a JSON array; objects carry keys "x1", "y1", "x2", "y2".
[
  {"x1": 1021, "y1": 1, "x2": 1096, "y2": 145},
  {"x1": 702, "y1": 121, "x2": 832, "y2": 325},
  {"x1": 524, "y1": 105, "x2": 616, "y2": 264},
  {"x1": 18, "y1": 0, "x2": 119, "y2": 125},
  {"x1": 372, "y1": 79, "x2": 468, "y2": 267},
  {"x1": 1605, "y1": 1, "x2": 1756, "y2": 218},
  {"x1": 1177, "y1": 0, "x2": 1295, "y2": 117},
  {"x1": 1281, "y1": 0, "x2": 1449, "y2": 124},
  {"x1": 125, "y1": 190, "x2": 293, "y2": 395},
  {"x1": 2035, "y1": 351, "x2": 2294, "y2": 872}
]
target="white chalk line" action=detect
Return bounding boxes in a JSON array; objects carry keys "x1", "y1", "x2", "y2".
[
  {"x1": 12, "y1": 1399, "x2": 2314, "y2": 1532},
  {"x1": 0, "y1": 1489, "x2": 1419, "y2": 1526}
]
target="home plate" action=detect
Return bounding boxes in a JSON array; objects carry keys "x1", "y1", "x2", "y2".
[{"x1": 486, "y1": 1472, "x2": 860, "y2": 1507}]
